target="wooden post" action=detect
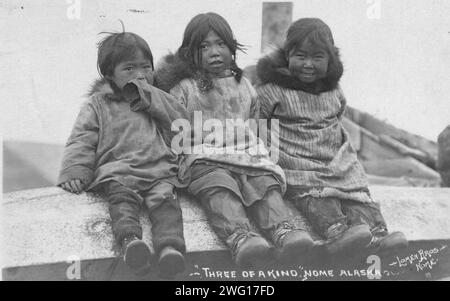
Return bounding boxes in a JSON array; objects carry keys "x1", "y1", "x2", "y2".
[
  {"x1": 261, "y1": 2, "x2": 293, "y2": 54},
  {"x1": 438, "y1": 125, "x2": 450, "y2": 187}
]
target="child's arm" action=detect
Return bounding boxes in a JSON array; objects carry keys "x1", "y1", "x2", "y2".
[
  {"x1": 123, "y1": 80, "x2": 189, "y2": 131},
  {"x1": 248, "y1": 83, "x2": 260, "y2": 122},
  {"x1": 256, "y1": 85, "x2": 279, "y2": 120},
  {"x1": 149, "y1": 86, "x2": 190, "y2": 128},
  {"x1": 57, "y1": 102, "x2": 99, "y2": 193},
  {"x1": 336, "y1": 85, "x2": 347, "y2": 120},
  {"x1": 123, "y1": 80, "x2": 190, "y2": 146}
]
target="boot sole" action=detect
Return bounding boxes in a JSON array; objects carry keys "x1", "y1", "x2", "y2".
[
  {"x1": 124, "y1": 240, "x2": 152, "y2": 270},
  {"x1": 277, "y1": 236, "x2": 314, "y2": 264},
  {"x1": 236, "y1": 243, "x2": 273, "y2": 269},
  {"x1": 326, "y1": 224, "x2": 373, "y2": 257},
  {"x1": 376, "y1": 232, "x2": 409, "y2": 257},
  {"x1": 159, "y1": 250, "x2": 185, "y2": 279}
]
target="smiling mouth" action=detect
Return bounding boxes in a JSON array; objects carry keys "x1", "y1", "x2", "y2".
[{"x1": 209, "y1": 61, "x2": 224, "y2": 66}]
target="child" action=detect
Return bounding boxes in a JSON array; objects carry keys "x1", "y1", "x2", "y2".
[
  {"x1": 155, "y1": 13, "x2": 313, "y2": 267},
  {"x1": 256, "y1": 18, "x2": 408, "y2": 257},
  {"x1": 58, "y1": 31, "x2": 189, "y2": 278},
  {"x1": 154, "y1": 12, "x2": 314, "y2": 268}
]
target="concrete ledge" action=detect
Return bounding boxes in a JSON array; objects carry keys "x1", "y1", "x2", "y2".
[
  {"x1": 2, "y1": 186, "x2": 450, "y2": 271},
  {"x1": 2, "y1": 187, "x2": 224, "y2": 269},
  {"x1": 3, "y1": 187, "x2": 450, "y2": 281}
]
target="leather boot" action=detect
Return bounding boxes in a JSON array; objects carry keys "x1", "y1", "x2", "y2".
[
  {"x1": 122, "y1": 235, "x2": 152, "y2": 275},
  {"x1": 227, "y1": 231, "x2": 272, "y2": 269},
  {"x1": 271, "y1": 221, "x2": 314, "y2": 263}
]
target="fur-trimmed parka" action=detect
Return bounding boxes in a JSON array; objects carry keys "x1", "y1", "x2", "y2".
[
  {"x1": 58, "y1": 78, "x2": 186, "y2": 191},
  {"x1": 154, "y1": 52, "x2": 288, "y2": 196},
  {"x1": 256, "y1": 48, "x2": 343, "y2": 94},
  {"x1": 255, "y1": 49, "x2": 373, "y2": 203}
]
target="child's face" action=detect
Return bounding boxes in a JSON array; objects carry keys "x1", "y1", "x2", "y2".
[
  {"x1": 110, "y1": 50, "x2": 154, "y2": 90},
  {"x1": 288, "y1": 40, "x2": 329, "y2": 84},
  {"x1": 199, "y1": 30, "x2": 233, "y2": 76}
]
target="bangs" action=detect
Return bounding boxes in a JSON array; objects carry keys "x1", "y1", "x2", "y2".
[
  {"x1": 193, "y1": 18, "x2": 235, "y2": 52},
  {"x1": 291, "y1": 32, "x2": 332, "y2": 55},
  {"x1": 285, "y1": 18, "x2": 335, "y2": 55},
  {"x1": 97, "y1": 32, "x2": 154, "y2": 76},
  {"x1": 180, "y1": 12, "x2": 245, "y2": 63}
]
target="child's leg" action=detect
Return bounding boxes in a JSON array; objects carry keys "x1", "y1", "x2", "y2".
[
  {"x1": 104, "y1": 181, "x2": 143, "y2": 243},
  {"x1": 103, "y1": 181, "x2": 151, "y2": 272},
  {"x1": 247, "y1": 187, "x2": 314, "y2": 262},
  {"x1": 247, "y1": 188, "x2": 293, "y2": 231},
  {"x1": 341, "y1": 200, "x2": 408, "y2": 254},
  {"x1": 341, "y1": 200, "x2": 387, "y2": 232},
  {"x1": 197, "y1": 184, "x2": 272, "y2": 269},
  {"x1": 294, "y1": 196, "x2": 347, "y2": 238},
  {"x1": 143, "y1": 182, "x2": 185, "y2": 255},
  {"x1": 143, "y1": 182, "x2": 185, "y2": 278},
  {"x1": 292, "y1": 195, "x2": 372, "y2": 256},
  {"x1": 198, "y1": 186, "x2": 253, "y2": 238}
]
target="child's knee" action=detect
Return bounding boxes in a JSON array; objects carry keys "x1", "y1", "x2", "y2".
[
  {"x1": 107, "y1": 187, "x2": 143, "y2": 207},
  {"x1": 199, "y1": 186, "x2": 241, "y2": 204},
  {"x1": 144, "y1": 182, "x2": 177, "y2": 209}
]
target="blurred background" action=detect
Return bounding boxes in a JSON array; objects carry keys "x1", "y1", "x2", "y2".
[{"x1": 1, "y1": 0, "x2": 449, "y2": 192}]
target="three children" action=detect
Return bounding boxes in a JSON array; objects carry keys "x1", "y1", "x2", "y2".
[{"x1": 59, "y1": 15, "x2": 408, "y2": 276}]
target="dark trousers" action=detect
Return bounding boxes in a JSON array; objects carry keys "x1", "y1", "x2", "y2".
[
  {"x1": 294, "y1": 196, "x2": 387, "y2": 239},
  {"x1": 103, "y1": 181, "x2": 186, "y2": 254},
  {"x1": 197, "y1": 186, "x2": 295, "y2": 241}
]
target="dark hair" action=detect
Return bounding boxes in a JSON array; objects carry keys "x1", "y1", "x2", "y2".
[
  {"x1": 177, "y1": 12, "x2": 245, "y2": 89},
  {"x1": 284, "y1": 18, "x2": 340, "y2": 77},
  {"x1": 97, "y1": 32, "x2": 154, "y2": 77}
]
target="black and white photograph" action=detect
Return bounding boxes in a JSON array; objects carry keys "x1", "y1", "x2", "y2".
[{"x1": 1, "y1": 0, "x2": 449, "y2": 285}]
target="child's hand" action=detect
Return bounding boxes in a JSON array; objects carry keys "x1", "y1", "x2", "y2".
[
  {"x1": 61, "y1": 179, "x2": 86, "y2": 194},
  {"x1": 123, "y1": 80, "x2": 152, "y2": 112}
]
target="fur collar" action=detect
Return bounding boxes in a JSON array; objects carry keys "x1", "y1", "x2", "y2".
[
  {"x1": 256, "y1": 48, "x2": 343, "y2": 94},
  {"x1": 87, "y1": 77, "x2": 122, "y2": 101},
  {"x1": 154, "y1": 53, "x2": 196, "y2": 93},
  {"x1": 154, "y1": 52, "x2": 243, "y2": 93}
]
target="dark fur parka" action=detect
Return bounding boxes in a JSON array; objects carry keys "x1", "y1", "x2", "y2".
[
  {"x1": 256, "y1": 48, "x2": 344, "y2": 94},
  {"x1": 154, "y1": 52, "x2": 243, "y2": 93}
]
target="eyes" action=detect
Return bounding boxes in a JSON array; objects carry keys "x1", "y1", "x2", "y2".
[
  {"x1": 295, "y1": 53, "x2": 327, "y2": 60},
  {"x1": 200, "y1": 40, "x2": 227, "y2": 50},
  {"x1": 122, "y1": 64, "x2": 153, "y2": 72}
]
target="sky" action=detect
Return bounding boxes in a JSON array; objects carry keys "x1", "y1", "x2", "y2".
[{"x1": 0, "y1": 0, "x2": 449, "y2": 143}]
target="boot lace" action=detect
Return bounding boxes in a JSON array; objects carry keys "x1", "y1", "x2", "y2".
[
  {"x1": 122, "y1": 235, "x2": 139, "y2": 251},
  {"x1": 272, "y1": 221, "x2": 295, "y2": 248},
  {"x1": 227, "y1": 230, "x2": 260, "y2": 259},
  {"x1": 325, "y1": 222, "x2": 348, "y2": 240}
]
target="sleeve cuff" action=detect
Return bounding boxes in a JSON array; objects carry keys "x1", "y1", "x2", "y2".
[{"x1": 57, "y1": 165, "x2": 94, "y2": 187}]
